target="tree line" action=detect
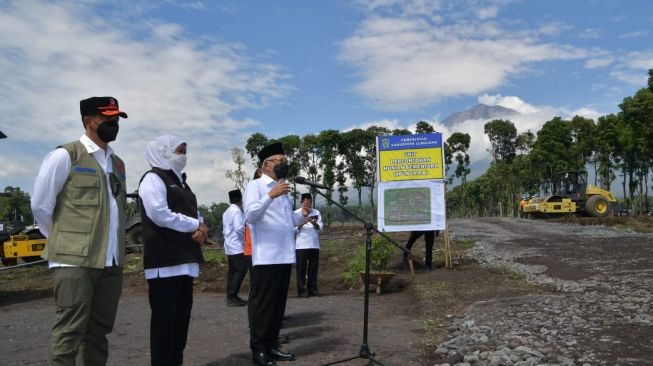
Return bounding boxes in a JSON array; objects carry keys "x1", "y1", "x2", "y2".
[
  {"x1": 448, "y1": 69, "x2": 653, "y2": 217},
  {"x1": 227, "y1": 69, "x2": 653, "y2": 220}
]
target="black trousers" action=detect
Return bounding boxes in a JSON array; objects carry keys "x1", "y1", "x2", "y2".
[
  {"x1": 248, "y1": 264, "x2": 292, "y2": 354},
  {"x1": 405, "y1": 230, "x2": 438, "y2": 268},
  {"x1": 147, "y1": 275, "x2": 194, "y2": 366},
  {"x1": 227, "y1": 253, "x2": 250, "y2": 298},
  {"x1": 295, "y1": 248, "x2": 319, "y2": 294}
]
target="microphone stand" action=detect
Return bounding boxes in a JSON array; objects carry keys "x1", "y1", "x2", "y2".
[{"x1": 307, "y1": 186, "x2": 417, "y2": 366}]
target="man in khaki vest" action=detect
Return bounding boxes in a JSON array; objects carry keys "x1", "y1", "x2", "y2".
[{"x1": 31, "y1": 96, "x2": 128, "y2": 365}]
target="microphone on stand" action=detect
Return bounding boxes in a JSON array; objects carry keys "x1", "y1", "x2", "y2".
[{"x1": 294, "y1": 176, "x2": 329, "y2": 190}]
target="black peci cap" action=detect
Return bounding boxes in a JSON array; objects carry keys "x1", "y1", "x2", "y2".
[
  {"x1": 228, "y1": 189, "x2": 242, "y2": 203},
  {"x1": 257, "y1": 142, "x2": 284, "y2": 161}
]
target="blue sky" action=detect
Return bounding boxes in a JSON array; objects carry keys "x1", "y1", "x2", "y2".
[{"x1": 1, "y1": 0, "x2": 652, "y2": 204}]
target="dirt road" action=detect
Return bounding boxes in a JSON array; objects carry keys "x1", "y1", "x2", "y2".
[{"x1": 2, "y1": 218, "x2": 652, "y2": 365}]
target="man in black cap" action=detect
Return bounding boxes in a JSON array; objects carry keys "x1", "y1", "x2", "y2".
[
  {"x1": 222, "y1": 188, "x2": 249, "y2": 307},
  {"x1": 244, "y1": 142, "x2": 306, "y2": 365},
  {"x1": 31, "y1": 96, "x2": 128, "y2": 365}
]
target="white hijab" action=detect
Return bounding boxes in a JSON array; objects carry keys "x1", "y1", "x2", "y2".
[{"x1": 146, "y1": 134, "x2": 186, "y2": 173}]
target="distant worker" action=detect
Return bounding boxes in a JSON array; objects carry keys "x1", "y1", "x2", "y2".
[
  {"x1": 138, "y1": 135, "x2": 207, "y2": 366},
  {"x1": 519, "y1": 194, "x2": 529, "y2": 218},
  {"x1": 295, "y1": 193, "x2": 323, "y2": 298},
  {"x1": 403, "y1": 230, "x2": 439, "y2": 270},
  {"x1": 223, "y1": 189, "x2": 249, "y2": 307},
  {"x1": 31, "y1": 96, "x2": 128, "y2": 365}
]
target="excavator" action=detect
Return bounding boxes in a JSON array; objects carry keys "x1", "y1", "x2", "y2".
[{"x1": 522, "y1": 170, "x2": 616, "y2": 218}]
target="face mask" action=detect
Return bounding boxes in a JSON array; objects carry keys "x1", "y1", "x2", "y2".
[
  {"x1": 273, "y1": 160, "x2": 290, "y2": 180},
  {"x1": 169, "y1": 153, "x2": 187, "y2": 172},
  {"x1": 96, "y1": 120, "x2": 119, "y2": 143}
]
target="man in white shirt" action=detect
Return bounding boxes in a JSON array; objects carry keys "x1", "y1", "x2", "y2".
[
  {"x1": 31, "y1": 96, "x2": 128, "y2": 365},
  {"x1": 295, "y1": 193, "x2": 323, "y2": 298},
  {"x1": 244, "y1": 142, "x2": 305, "y2": 366},
  {"x1": 222, "y1": 189, "x2": 249, "y2": 307}
]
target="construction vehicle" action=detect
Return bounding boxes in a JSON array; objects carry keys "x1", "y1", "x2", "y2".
[
  {"x1": 0, "y1": 192, "x2": 144, "y2": 266},
  {"x1": 522, "y1": 170, "x2": 616, "y2": 218},
  {"x1": 0, "y1": 197, "x2": 47, "y2": 266},
  {"x1": 125, "y1": 192, "x2": 143, "y2": 252}
]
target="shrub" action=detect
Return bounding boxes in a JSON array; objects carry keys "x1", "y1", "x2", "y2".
[{"x1": 342, "y1": 236, "x2": 396, "y2": 286}]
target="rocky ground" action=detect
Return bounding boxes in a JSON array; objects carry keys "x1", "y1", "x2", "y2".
[{"x1": 433, "y1": 218, "x2": 653, "y2": 366}]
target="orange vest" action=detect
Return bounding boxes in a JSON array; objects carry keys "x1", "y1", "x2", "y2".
[{"x1": 244, "y1": 225, "x2": 252, "y2": 256}]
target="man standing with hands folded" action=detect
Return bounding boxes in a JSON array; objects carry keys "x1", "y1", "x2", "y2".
[{"x1": 244, "y1": 142, "x2": 305, "y2": 366}]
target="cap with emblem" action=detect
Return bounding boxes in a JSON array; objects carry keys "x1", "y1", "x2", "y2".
[{"x1": 80, "y1": 96, "x2": 128, "y2": 118}]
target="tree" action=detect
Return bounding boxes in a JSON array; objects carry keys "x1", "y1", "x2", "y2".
[
  {"x1": 335, "y1": 161, "x2": 349, "y2": 225},
  {"x1": 339, "y1": 129, "x2": 369, "y2": 217},
  {"x1": 245, "y1": 133, "x2": 269, "y2": 167},
  {"x1": 317, "y1": 130, "x2": 342, "y2": 225},
  {"x1": 0, "y1": 186, "x2": 34, "y2": 225},
  {"x1": 198, "y1": 202, "x2": 230, "y2": 241},
  {"x1": 225, "y1": 147, "x2": 249, "y2": 191},
  {"x1": 415, "y1": 121, "x2": 434, "y2": 134},
  {"x1": 276, "y1": 135, "x2": 302, "y2": 206},
  {"x1": 446, "y1": 133, "x2": 471, "y2": 214}
]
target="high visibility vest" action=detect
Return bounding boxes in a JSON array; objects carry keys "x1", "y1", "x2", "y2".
[{"x1": 244, "y1": 224, "x2": 252, "y2": 256}]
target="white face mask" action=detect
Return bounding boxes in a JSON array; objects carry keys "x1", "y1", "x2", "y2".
[{"x1": 169, "y1": 153, "x2": 187, "y2": 172}]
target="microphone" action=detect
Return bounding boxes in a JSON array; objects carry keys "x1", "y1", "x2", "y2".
[{"x1": 294, "y1": 176, "x2": 329, "y2": 190}]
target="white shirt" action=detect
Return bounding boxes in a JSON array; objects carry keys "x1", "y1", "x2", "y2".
[
  {"x1": 244, "y1": 174, "x2": 304, "y2": 266},
  {"x1": 31, "y1": 134, "x2": 120, "y2": 268},
  {"x1": 295, "y1": 208, "x2": 322, "y2": 250},
  {"x1": 139, "y1": 171, "x2": 202, "y2": 279},
  {"x1": 222, "y1": 203, "x2": 245, "y2": 255}
]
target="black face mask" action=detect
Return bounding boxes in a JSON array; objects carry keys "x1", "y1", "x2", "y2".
[
  {"x1": 273, "y1": 161, "x2": 290, "y2": 180},
  {"x1": 96, "y1": 120, "x2": 119, "y2": 143}
]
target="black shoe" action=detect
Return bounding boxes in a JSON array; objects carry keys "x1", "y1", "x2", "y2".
[
  {"x1": 297, "y1": 291, "x2": 309, "y2": 298},
  {"x1": 253, "y1": 351, "x2": 277, "y2": 365},
  {"x1": 308, "y1": 290, "x2": 319, "y2": 297},
  {"x1": 278, "y1": 334, "x2": 290, "y2": 344},
  {"x1": 227, "y1": 296, "x2": 248, "y2": 307},
  {"x1": 269, "y1": 348, "x2": 295, "y2": 361}
]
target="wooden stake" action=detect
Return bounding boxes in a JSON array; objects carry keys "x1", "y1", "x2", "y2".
[{"x1": 443, "y1": 224, "x2": 453, "y2": 268}]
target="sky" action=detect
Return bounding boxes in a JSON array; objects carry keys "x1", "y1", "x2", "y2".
[{"x1": 1, "y1": 0, "x2": 652, "y2": 205}]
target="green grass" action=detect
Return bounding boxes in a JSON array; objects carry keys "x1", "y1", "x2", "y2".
[{"x1": 203, "y1": 249, "x2": 226, "y2": 264}]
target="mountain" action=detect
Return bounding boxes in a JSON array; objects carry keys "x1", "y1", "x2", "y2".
[{"x1": 441, "y1": 104, "x2": 519, "y2": 126}]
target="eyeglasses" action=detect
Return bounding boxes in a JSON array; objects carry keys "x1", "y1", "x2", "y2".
[
  {"x1": 265, "y1": 158, "x2": 287, "y2": 164},
  {"x1": 109, "y1": 172, "x2": 122, "y2": 197}
]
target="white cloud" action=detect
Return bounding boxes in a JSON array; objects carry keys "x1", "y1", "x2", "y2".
[
  {"x1": 343, "y1": 118, "x2": 403, "y2": 132},
  {"x1": 585, "y1": 57, "x2": 614, "y2": 69},
  {"x1": 476, "y1": 6, "x2": 499, "y2": 20},
  {"x1": 609, "y1": 50, "x2": 653, "y2": 86},
  {"x1": 579, "y1": 28, "x2": 603, "y2": 39},
  {"x1": 563, "y1": 107, "x2": 603, "y2": 121},
  {"x1": 478, "y1": 94, "x2": 539, "y2": 114},
  {"x1": 0, "y1": 0, "x2": 289, "y2": 204},
  {"x1": 618, "y1": 30, "x2": 648, "y2": 39},
  {"x1": 340, "y1": 4, "x2": 593, "y2": 111}
]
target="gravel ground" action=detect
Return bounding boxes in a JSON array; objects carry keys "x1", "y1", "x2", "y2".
[{"x1": 435, "y1": 218, "x2": 653, "y2": 366}]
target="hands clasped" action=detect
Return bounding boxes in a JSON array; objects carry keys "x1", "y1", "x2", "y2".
[{"x1": 192, "y1": 222, "x2": 209, "y2": 244}]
